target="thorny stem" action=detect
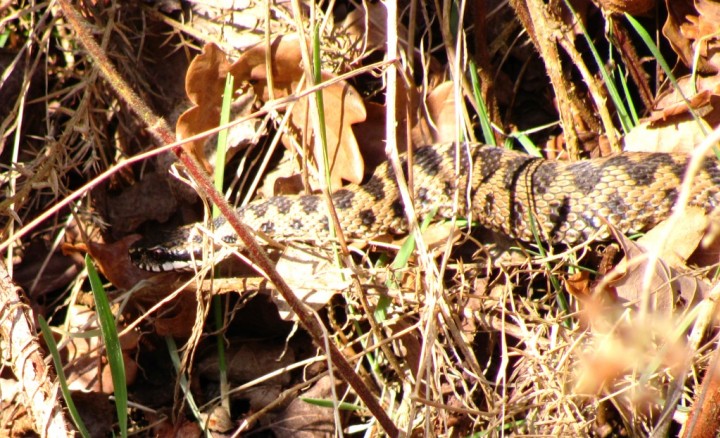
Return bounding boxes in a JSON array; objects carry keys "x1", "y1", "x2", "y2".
[
  {"x1": 177, "y1": 147, "x2": 400, "y2": 438},
  {"x1": 56, "y1": 1, "x2": 399, "y2": 436}
]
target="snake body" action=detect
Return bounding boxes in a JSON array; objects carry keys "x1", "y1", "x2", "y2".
[{"x1": 130, "y1": 143, "x2": 720, "y2": 272}]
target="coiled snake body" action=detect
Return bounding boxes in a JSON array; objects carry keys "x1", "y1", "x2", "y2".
[{"x1": 130, "y1": 143, "x2": 720, "y2": 272}]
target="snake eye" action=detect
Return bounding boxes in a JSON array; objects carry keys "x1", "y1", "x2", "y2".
[{"x1": 222, "y1": 234, "x2": 237, "y2": 244}]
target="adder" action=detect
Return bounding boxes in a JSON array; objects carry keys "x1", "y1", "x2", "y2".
[{"x1": 129, "y1": 143, "x2": 720, "y2": 272}]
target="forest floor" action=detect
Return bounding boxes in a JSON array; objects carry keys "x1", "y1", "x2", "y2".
[{"x1": 2, "y1": 1, "x2": 720, "y2": 436}]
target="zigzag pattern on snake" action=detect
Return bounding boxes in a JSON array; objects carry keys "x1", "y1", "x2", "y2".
[{"x1": 130, "y1": 143, "x2": 720, "y2": 272}]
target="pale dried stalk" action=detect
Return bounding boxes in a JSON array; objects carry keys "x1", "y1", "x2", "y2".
[{"x1": 0, "y1": 263, "x2": 74, "y2": 436}]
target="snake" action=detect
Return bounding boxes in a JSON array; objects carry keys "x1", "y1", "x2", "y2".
[{"x1": 129, "y1": 143, "x2": 720, "y2": 272}]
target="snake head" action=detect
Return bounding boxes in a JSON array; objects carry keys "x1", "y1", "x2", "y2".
[
  {"x1": 129, "y1": 244, "x2": 203, "y2": 272},
  {"x1": 129, "y1": 224, "x2": 206, "y2": 272}
]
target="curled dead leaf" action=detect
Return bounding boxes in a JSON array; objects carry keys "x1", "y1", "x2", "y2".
[
  {"x1": 664, "y1": 0, "x2": 720, "y2": 74},
  {"x1": 176, "y1": 43, "x2": 231, "y2": 171},
  {"x1": 229, "y1": 35, "x2": 367, "y2": 188},
  {"x1": 595, "y1": 208, "x2": 711, "y2": 317},
  {"x1": 645, "y1": 75, "x2": 720, "y2": 124}
]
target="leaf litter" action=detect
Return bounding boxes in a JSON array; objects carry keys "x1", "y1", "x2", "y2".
[{"x1": 3, "y1": 1, "x2": 720, "y2": 436}]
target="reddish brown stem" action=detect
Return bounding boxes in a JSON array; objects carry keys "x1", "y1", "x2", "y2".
[{"x1": 177, "y1": 150, "x2": 399, "y2": 437}]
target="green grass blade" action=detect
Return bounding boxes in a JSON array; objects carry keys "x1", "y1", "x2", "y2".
[
  {"x1": 628, "y1": 13, "x2": 720, "y2": 160},
  {"x1": 511, "y1": 132, "x2": 543, "y2": 157},
  {"x1": 375, "y1": 209, "x2": 439, "y2": 322},
  {"x1": 525, "y1": 211, "x2": 571, "y2": 327},
  {"x1": 468, "y1": 60, "x2": 496, "y2": 146},
  {"x1": 300, "y1": 397, "x2": 364, "y2": 411},
  {"x1": 212, "y1": 296, "x2": 229, "y2": 412},
  {"x1": 624, "y1": 14, "x2": 712, "y2": 141},
  {"x1": 0, "y1": 30, "x2": 9, "y2": 48},
  {"x1": 211, "y1": 73, "x2": 234, "y2": 412},
  {"x1": 38, "y1": 315, "x2": 92, "y2": 438},
  {"x1": 390, "y1": 209, "x2": 437, "y2": 271},
  {"x1": 85, "y1": 254, "x2": 127, "y2": 437},
  {"x1": 624, "y1": 14, "x2": 680, "y2": 94},
  {"x1": 312, "y1": 24, "x2": 330, "y2": 187},
  {"x1": 213, "y1": 73, "x2": 235, "y2": 218},
  {"x1": 615, "y1": 63, "x2": 640, "y2": 125},
  {"x1": 165, "y1": 336, "x2": 205, "y2": 430},
  {"x1": 562, "y1": 0, "x2": 634, "y2": 133},
  {"x1": 311, "y1": 24, "x2": 345, "y2": 274}
]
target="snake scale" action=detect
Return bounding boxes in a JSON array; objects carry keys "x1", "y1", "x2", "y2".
[{"x1": 130, "y1": 143, "x2": 720, "y2": 272}]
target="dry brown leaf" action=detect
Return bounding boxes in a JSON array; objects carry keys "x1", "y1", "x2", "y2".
[
  {"x1": 623, "y1": 118, "x2": 712, "y2": 154},
  {"x1": 230, "y1": 36, "x2": 303, "y2": 84},
  {"x1": 152, "y1": 289, "x2": 198, "y2": 337},
  {"x1": 271, "y1": 375, "x2": 341, "y2": 438},
  {"x1": 356, "y1": 78, "x2": 417, "y2": 167},
  {"x1": 176, "y1": 42, "x2": 264, "y2": 172},
  {"x1": 229, "y1": 35, "x2": 367, "y2": 188},
  {"x1": 272, "y1": 247, "x2": 350, "y2": 321},
  {"x1": 664, "y1": 0, "x2": 720, "y2": 74},
  {"x1": 258, "y1": 148, "x2": 305, "y2": 198},
  {"x1": 105, "y1": 172, "x2": 179, "y2": 234},
  {"x1": 198, "y1": 340, "x2": 293, "y2": 385},
  {"x1": 153, "y1": 416, "x2": 202, "y2": 438},
  {"x1": 355, "y1": 76, "x2": 457, "y2": 171},
  {"x1": 15, "y1": 239, "x2": 83, "y2": 298},
  {"x1": 605, "y1": 242, "x2": 677, "y2": 316},
  {"x1": 286, "y1": 74, "x2": 366, "y2": 185},
  {"x1": 101, "y1": 352, "x2": 138, "y2": 394},
  {"x1": 353, "y1": 76, "x2": 456, "y2": 171},
  {"x1": 62, "y1": 305, "x2": 138, "y2": 394},
  {"x1": 636, "y1": 206, "x2": 709, "y2": 268},
  {"x1": 647, "y1": 75, "x2": 720, "y2": 122},
  {"x1": 424, "y1": 81, "x2": 459, "y2": 143},
  {"x1": 565, "y1": 270, "x2": 591, "y2": 301},
  {"x1": 341, "y1": 0, "x2": 408, "y2": 59},
  {"x1": 176, "y1": 43, "x2": 231, "y2": 171},
  {"x1": 63, "y1": 305, "x2": 104, "y2": 392},
  {"x1": 683, "y1": 0, "x2": 720, "y2": 72},
  {"x1": 599, "y1": 209, "x2": 710, "y2": 317},
  {"x1": 625, "y1": 75, "x2": 720, "y2": 153},
  {"x1": 199, "y1": 340, "x2": 294, "y2": 410}
]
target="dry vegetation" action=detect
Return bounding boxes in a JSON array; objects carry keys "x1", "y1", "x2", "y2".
[{"x1": 2, "y1": 0, "x2": 720, "y2": 436}]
